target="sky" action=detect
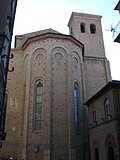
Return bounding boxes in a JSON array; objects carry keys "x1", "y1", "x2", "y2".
[{"x1": 12, "y1": 0, "x2": 120, "y2": 80}]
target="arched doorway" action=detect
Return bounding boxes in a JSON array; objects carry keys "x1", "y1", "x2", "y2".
[
  {"x1": 93, "y1": 139, "x2": 100, "y2": 160},
  {"x1": 95, "y1": 148, "x2": 99, "y2": 160},
  {"x1": 105, "y1": 134, "x2": 116, "y2": 160},
  {"x1": 108, "y1": 147, "x2": 114, "y2": 160}
]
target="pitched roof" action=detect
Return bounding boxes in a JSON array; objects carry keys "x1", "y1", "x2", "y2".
[{"x1": 84, "y1": 80, "x2": 120, "y2": 105}]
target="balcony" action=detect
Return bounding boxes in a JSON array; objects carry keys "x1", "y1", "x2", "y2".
[{"x1": 113, "y1": 21, "x2": 120, "y2": 43}]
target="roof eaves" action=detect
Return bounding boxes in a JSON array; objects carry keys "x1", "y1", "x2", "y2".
[
  {"x1": 84, "y1": 80, "x2": 120, "y2": 106},
  {"x1": 21, "y1": 32, "x2": 84, "y2": 54},
  {"x1": 114, "y1": 1, "x2": 120, "y2": 11}
]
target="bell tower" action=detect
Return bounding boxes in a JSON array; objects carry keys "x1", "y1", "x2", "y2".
[
  {"x1": 68, "y1": 12, "x2": 112, "y2": 160},
  {"x1": 68, "y1": 12, "x2": 106, "y2": 57},
  {"x1": 68, "y1": 12, "x2": 111, "y2": 100}
]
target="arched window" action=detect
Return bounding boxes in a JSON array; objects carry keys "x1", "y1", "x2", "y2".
[
  {"x1": 93, "y1": 110, "x2": 97, "y2": 126},
  {"x1": 104, "y1": 98, "x2": 111, "y2": 120},
  {"x1": 74, "y1": 83, "x2": 79, "y2": 132},
  {"x1": 90, "y1": 24, "x2": 96, "y2": 34},
  {"x1": 34, "y1": 80, "x2": 43, "y2": 130},
  {"x1": 80, "y1": 23, "x2": 85, "y2": 33}
]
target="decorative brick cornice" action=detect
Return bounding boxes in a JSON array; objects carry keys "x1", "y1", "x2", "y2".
[{"x1": 21, "y1": 32, "x2": 84, "y2": 56}]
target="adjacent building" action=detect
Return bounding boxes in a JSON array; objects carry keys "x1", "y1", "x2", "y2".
[
  {"x1": 85, "y1": 80, "x2": 120, "y2": 160},
  {"x1": 0, "y1": 0, "x2": 18, "y2": 141},
  {"x1": 113, "y1": 0, "x2": 120, "y2": 42},
  {"x1": 0, "y1": 12, "x2": 111, "y2": 160}
]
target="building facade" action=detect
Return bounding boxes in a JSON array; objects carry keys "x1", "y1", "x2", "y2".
[
  {"x1": 113, "y1": 0, "x2": 120, "y2": 43},
  {"x1": 85, "y1": 81, "x2": 120, "y2": 160},
  {"x1": 0, "y1": 12, "x2": 111, "y2": 160},
  {"x1": 0, "y1": 0, "x2": 18, "y2": 142}
]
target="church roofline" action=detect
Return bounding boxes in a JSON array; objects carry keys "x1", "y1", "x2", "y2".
[
  {"x1": 14, "y1": 28, "x2": 61, "y2": 47},
  {"x1": 84, "y1": 80, "x2": 120, "y2": 106},
  {"x1": 20, "y1": 31, "x2": 84, "y2": 55},
  {"x1": 15, "y1": 28, "x2": 60, "y2": 37}
]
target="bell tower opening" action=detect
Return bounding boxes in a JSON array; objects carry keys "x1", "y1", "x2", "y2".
[{"x1": 68, "y1": 12, "x2": 105, "y2": 57}]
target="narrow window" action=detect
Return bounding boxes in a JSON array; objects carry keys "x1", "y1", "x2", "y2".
[
  {"x1": 90, "y1": 24, "x2": 96, "y2": 34},
  {"x1": 80, "y1": 23, "x2": 85, "y2": 33},
  {"x1": 104, "y1": 98, "x2": 111, "y2": 120},
  {"x1": 74, "y1": 83, "x2": 79, "y2": 132},
  {"x1": 93, "y1": 111, "x2": 97, "y2": 126},
  {"x1": 70, "y1": 27, "x2": 73, "y2": 35},
  {"x1": 34, "y1": 80, "x2": 43, "y2": 130}
]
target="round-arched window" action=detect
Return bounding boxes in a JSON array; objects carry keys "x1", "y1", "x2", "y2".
[
  {"x1": 90, "y1": 24, "x2": 96, "y2": 34},
  {"x1": 80, "y1": 23, "x2": 85, "y2": 33}
]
